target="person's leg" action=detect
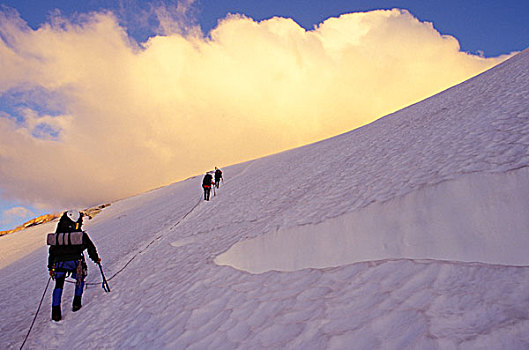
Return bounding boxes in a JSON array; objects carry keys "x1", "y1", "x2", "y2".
[
  {"x1": 70, "y1": 259, "x2": 86, "y2": 311},
  {"x1": 72, "y1": 276, "x2": 85, "y2": 311},
  {"x1": 52, "y1": 274, "x2": 65, "y2": 306},
  {"x1": 52, "y1": 273, "x2": 65, "y2": 321}
]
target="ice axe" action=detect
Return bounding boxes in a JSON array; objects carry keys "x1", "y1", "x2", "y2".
[{"x1": 98, "y1": 262, "x2": 111, "y2": 292}]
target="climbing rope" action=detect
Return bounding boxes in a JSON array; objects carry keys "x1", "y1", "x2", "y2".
[
  {"x1": 101, "y1": 196, "x2": 202, "y2": 283},
  {"x1": 20, "y1": 276, "x2": 52, "y2": 350},
  {"x1": 68, "y1": 197, "x2": 203, "y2": 287},
  {"x1": 22, "y1": 192, "x2": 207, "y2": 349}
]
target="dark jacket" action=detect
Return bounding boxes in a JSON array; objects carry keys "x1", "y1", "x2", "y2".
[
  {"x1": 215, "y1": 169, "x2": 223, "y2": 181},
  {"x1": 203, "y1": 173, "x2": 213, "y2": 187},
  {"x1": 48, "y1": 214, "x2": 100, "y2": 270}
]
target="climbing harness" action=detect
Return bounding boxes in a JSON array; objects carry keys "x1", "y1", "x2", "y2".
[{"x1": 21, "y1": 192, "x2": 206, "y2": 349}]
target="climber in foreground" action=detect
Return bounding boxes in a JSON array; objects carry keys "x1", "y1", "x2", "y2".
[
  {"x1": 47, "y1": 210, "x2": 101, "y2": 321},
  {"x1": 202, "y1": 172, "x2": 214, "y2": 201}
]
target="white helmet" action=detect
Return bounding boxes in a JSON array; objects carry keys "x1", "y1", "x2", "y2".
[{"x1": 66, "y1": 209, "x2": 80, "y2": 222}]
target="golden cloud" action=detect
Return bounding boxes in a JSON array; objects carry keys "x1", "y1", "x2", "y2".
[{"x1": 0, "y1": 8, "x2": 511, "y2": 209}]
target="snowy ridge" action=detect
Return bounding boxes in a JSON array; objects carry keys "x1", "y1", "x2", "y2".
[
  {"x1": 216, "y1": 168, "x2": 529, "y2": 273},
  {"x1": 216, "y1": 48, "x2": 529, "y2": 272},
  {"x1": 1, "y1": 48, "x2": 529, "y2": 349}
]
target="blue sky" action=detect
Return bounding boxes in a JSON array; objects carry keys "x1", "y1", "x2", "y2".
[
  {"x1": 0, "y1": 0, "x2": 528, "y2": 232},
  {"x1": 2, "y1": 0, "x2": 528, "y2": 56},
  {"x1": 199, "y1": 0, "x2": 529, "y2": 57}
]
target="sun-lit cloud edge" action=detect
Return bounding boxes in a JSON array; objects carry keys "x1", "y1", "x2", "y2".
[{"x1": 0, "y1": 7, "x2": 513, "y2": 212}]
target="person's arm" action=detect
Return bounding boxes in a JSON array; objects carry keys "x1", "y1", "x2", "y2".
[
  {"x1": 83, "y1": 232, "x2": 101, "y2": 263},
  {"x1": 48, "y1": 246, "x2": 55, "y2": 270},
  {"x1": 48, "y1": 246, "x2": 56, "y2": 277}
]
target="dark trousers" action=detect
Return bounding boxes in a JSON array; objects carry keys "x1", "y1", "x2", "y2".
[
  {"x1": 52, "y1": 260, "x2": 85, "y2": 307},
  {"x1": 203, "y1": 186, "x2": 211, "y2": 200}
]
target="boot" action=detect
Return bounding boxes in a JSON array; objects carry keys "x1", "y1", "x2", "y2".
[
  {"x1": 72, "y1": 295, "x2": 82, "y2": 312},
  {"x1": 52, "y1": 305, "x2": 62, "y2": 321}
]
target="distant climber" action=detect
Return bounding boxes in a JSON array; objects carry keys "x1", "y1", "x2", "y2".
[
  {"x1": 214, "y1": 167, "x2": 223, "y2": 189},
  {"x1": 202, "y1": 172, "x2": 214, "y2": 201},
  {"x1": 47, "y1": 210, "x2": 101, "y2": 321}
]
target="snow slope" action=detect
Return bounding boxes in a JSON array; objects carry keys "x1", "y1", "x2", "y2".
[{"x1": 1, "y1": 48, "x2": 529, "y2": 349}]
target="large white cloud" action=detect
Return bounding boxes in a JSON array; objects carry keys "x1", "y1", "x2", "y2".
[{"x1": 0, "y1": 8, "x2": 510, "y2": 210}]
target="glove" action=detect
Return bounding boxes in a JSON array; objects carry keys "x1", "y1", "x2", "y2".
[{"x1": 49, "y1": 269, "x2": 56, "y2": 279}]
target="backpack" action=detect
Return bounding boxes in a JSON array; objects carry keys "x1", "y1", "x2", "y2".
[
  {"x1": 47, "y1": 232, "x2": 84, "y2": 246},
  {"x1": 203, "y1": 174, "x2": 213, "y2": 186}
]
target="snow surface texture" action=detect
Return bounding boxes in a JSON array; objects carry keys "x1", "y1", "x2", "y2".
[
  {"x1": 216, "y1": 168, "x2": 529, "y2": 273},
  {"x1": 1, "y1": 48, "x2": 529, "y2": 349}
]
